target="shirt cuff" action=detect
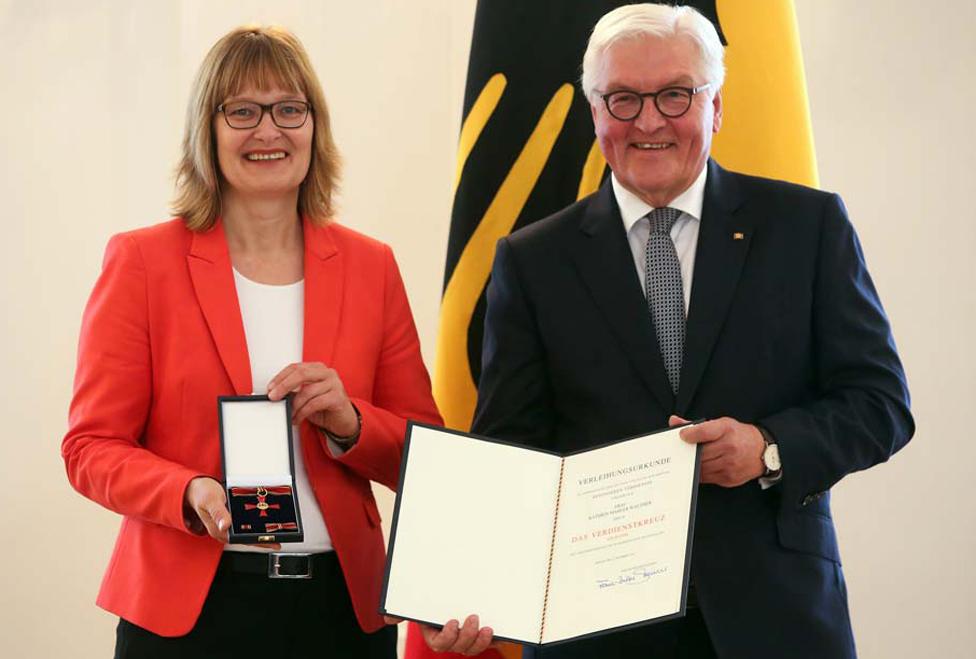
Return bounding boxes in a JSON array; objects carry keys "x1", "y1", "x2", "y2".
[{"x1": 759, "y1": 470, "x2": 783, "y2": 490}]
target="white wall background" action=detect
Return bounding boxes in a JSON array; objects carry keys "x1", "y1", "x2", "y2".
[{"x1": 0, "y1": 1, "x2": 971, "y2": 657}]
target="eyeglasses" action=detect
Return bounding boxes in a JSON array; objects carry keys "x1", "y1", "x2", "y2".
[
  {"x1": 600, "y1": 84, "x2": 711, "y2": 121},
  {"x1": 216, "y1": 100, "x2": 312, "y2": 129}
]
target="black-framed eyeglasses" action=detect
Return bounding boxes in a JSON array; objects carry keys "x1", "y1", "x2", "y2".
[
  {"x1": 216, "y1": 100, "x2": 312, "y2": 129},
  {"x1": 600, "y1": 84, "x2": 711, "y2": 121}
]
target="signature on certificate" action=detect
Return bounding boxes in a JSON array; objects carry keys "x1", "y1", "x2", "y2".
[{"x1": 596, "y1": 566, "x2": 668, "y2": 588}]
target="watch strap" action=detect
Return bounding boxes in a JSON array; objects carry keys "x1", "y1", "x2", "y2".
[{"x1": 322, "y1": 405, "x2": 362, "y2": 447}]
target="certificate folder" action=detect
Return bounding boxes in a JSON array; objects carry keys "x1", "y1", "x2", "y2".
[{"x1": 381, "y1": 423, "x2": 701, "y2": 646}]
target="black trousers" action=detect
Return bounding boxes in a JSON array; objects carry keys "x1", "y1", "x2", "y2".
[
  {"x1": 526, "y1": 607, "x2": 717, "y2": 659},
  {"x1": 114, "y1": 551, "x2": 395, "y2": 659}
]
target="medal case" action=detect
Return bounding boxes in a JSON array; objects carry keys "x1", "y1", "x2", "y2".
[{"x1": 217, "y1": 395, "x2": 304, "y2": 543}]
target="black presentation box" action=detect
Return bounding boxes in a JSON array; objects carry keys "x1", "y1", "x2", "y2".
[{"x1": 217, "y1": 395, "x2": 304, "y2": 544}]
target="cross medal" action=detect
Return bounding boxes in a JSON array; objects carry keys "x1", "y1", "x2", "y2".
[{"x1": 243, "y1": 487, "x2": 281, "y2": 517}]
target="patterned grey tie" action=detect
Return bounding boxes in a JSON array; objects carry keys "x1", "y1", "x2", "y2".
[{"x1": 644, "y1": 207, "x2": 685, "y2": 394}]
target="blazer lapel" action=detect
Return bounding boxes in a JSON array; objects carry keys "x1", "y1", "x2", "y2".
[
  {"x1": 572, "y1": 182, "x2": 676, "y2": 412},
  {"x1": 187, "y1": 220, "x2": 252, "y2": 395},
  {"x1": 677, "y1": 160, "x2": 751, "y2": 413},
  {"x1": 301, "y1": 218, "x2": 343, "y2": 365}
]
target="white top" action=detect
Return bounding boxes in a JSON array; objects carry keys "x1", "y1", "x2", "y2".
[
  {"x1": 613, "y1": 165, "x2": 707, "y2": 313},
  {"x1": 226, "y1": 268, "x2": 333, "y2": 553}
]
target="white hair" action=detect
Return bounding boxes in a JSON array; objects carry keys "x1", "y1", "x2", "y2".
[{"x1": 581, "y1": 3, "x2": 726, "y2": 103}]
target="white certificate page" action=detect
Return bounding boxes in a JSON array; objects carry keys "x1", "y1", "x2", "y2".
[
  {"x1": 382, "y1": 425, "x2": 564, "y2": 643},
  {"x1": 541, "y1": 427, "x2": 699, "y2": 644}
]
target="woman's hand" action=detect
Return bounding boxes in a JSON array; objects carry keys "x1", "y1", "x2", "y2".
[
  {"x1": 183, "y1": 476, "x2": 231, "y2": 542},
  {"x1": 267, "y1": 362, "x2": 359, "y2": 438},
  {"x1": 383, "y1": 616, "x2": 496, "y2": 656},
  {"x1": 420, "y1": 616, "x2": 495, "y2": 656},
  {"x1": 183, "y1": 477, "x2": 281, "y2": 549}
]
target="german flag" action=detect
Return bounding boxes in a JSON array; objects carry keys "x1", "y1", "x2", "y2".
[{"x1": 408, "y1": 2, "x2": 817, "y2": 658}]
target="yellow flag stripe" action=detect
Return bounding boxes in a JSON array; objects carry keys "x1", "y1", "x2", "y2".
[
  {"x1": 577, "y1": 138, "x2": 607, "y2": 200},
  {"x1": 433, "y1": 83, "x2": 576, "y2": 430},
  {"x1": 454, "y1": 74, "x2": 508, "y2": 193},
  {"x1": 712, "y1": 0, "x2": 818, "y2": 186}
]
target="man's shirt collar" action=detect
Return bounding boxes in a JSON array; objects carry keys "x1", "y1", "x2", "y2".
[{"x1": 612, "y1": 164, "x2": 708, "y2": 234}]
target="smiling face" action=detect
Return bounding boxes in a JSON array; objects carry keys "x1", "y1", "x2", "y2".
[
  {"x1": 214, "y1": 86, "x2": 313, "y2": 203},
  {"x1": 590, "y1": 35, "x2": 721, "y2": 208}
]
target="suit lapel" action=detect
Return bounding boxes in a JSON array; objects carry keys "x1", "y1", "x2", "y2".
[
  {"x1": 301, "y1": 218, "x2": 343, "y2": 365},
  {"x1": 677, "y1": 160, "x2": 751, "y2": 413},
  {"x1": 187, "y1": 220, "x2": 252, "y2": 395},
  {"x1": 572, "y1": 182, "x2": 676, "y2": 412}
]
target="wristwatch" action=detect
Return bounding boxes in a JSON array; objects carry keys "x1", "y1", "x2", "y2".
[{"x1": 758, "y1": 426, "x2": 781, "y2": 476}]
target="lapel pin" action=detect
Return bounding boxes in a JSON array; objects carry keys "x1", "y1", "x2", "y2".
[{"x1": 733, "y1": 232, "x2": 745, "y2": 240}]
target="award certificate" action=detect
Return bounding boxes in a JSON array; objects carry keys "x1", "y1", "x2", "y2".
[{"x1": 381, "y1": 423, "x2": 701, "y2": 646}]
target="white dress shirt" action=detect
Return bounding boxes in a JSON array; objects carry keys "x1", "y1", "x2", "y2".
[{"x1": 613, "y1": 165, "x2": 707, "y2": 313}]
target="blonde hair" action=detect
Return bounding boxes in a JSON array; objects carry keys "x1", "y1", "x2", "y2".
[
  {"x1": 172, "y1": 25, "x2": 340, "y2": 231},
  {"x1": 581, "y1": 3, "x2": 725, "y2": 103}
]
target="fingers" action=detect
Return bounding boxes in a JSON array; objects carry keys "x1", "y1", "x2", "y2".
[
  {"x1": 290, "y1": 371, "x2": 343, "y2": 413},
  {"x1": 267, "y1": 362, "x2": 329, "y2": 401},
  {"x1": 201, "y1": 498, "x2": 231, "y2": 543},
  {"x1": 455, "y1": 615, "x2": 482, "y2": 654},
  {"x1": 289, "y1": 376, "x2": 357, "y2": 436},
  {"x1": 291, "y1": 382, "x2": 343, "y2": 424},
  {"x1": 699, "y1": 459, "x2": 725, "y2": 485},
  {"x1": 700, "y1": 458, "x2": 747, "y2": 487},
  {"x1": 267, "y1": 365, "x2": 354, "y2": 433},
  {"x1": 422, "y1": 616, "x2": 493, "y2": 655},
  {"x1": 697, "y1": 423, "x2": 765, "y2": 487},
  {"x1": 464, "y1": 626, "x2": 495, "y2": 656},
  {"x1": 184, "y1": 479, "x2": 289, "y2": 546},
  {"x1": 422, "y1": 619, "x2": 459, "y2": 653},
  {"x1": 383, "y1": 615, "x2": 403, "y2": 625},
  {"x1": 296, "y1": 397, "x2": 358, "y2": 436},
  {"x1": 195, "y1": 504, "x2": 229, "y2": 543},
  {"x1": 185, "y1": 477, "x2": 230, "y2": 542},
  {"x1": 266, "y1": 364, "x2": 298, "y2": 401},
  {"x1": 668, "y1": 414, "x2": 689, "y2": 427},
  {"x1": 699, "y1": 442, "x2": 725, "y2": 464},
  {"x1": 680, "y1": 417, "x2": 731, "y2": 444}
]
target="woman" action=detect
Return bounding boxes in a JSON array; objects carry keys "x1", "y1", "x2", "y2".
[{"x1": 61, "y1": 25, "x2": 441, "y2": 658}]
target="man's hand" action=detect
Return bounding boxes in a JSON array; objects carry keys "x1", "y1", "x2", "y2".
[
  {"x1": 418, "y1": 615, "x2": 495, "y2": 656},
  {"x1": 670, "y1": 416, "x2": 765, "y2": 487}
]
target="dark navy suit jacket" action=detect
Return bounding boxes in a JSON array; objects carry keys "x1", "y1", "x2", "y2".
[{"x1": 473, "y1": 160, "x2": 913, "y2": 658}]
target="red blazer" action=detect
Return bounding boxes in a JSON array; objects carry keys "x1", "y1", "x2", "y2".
[{"x1": 62, "y1": 217, "x2": 442, "y2": 636}]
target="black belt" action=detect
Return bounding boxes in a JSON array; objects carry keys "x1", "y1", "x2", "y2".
[{"x1": 221, "y1": 551, "x2": 339, "y2": 580}]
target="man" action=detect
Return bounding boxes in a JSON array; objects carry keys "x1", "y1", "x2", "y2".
[{"x1": 423, "y1": 3, "x2": 913, "y2": 658}]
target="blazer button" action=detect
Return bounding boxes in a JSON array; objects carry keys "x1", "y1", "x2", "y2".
[{"x1": 801, "y1": 494, "x2": 814, "y2": 507}]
